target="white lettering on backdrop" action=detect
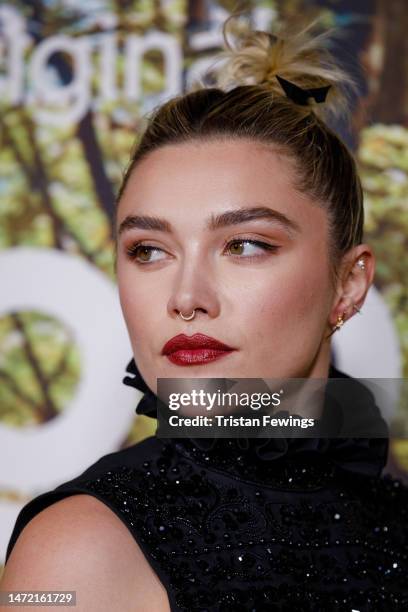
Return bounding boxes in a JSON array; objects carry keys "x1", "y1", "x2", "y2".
[
  {"x1": 0, "y1": 5, "x2": 275, "y2": 126},
  {"x1": 0, "y1": 6, "x2": 182, "y2": 126}
]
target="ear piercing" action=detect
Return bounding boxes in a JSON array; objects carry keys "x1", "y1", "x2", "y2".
[
  {"x1": 326, "y1": 300, "x2": 364, "y2": 339},
  {"x1": 330, "y1": 258, "x2": 365, "y2": 330},
  {"x1": 334, "y1": 311, "x2": 347, "y2": 331},
  {"x1": 326, "y1": 311, "x2": 346, "y2": 338},
  {"x1": 350, "y1": 259, "x2": 364, "y2": 315}
]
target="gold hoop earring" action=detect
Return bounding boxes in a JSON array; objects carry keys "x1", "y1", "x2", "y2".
[
  {"x1": 335, "y1": 312, "x2": 346, "y2": 330},
  {"x1": 326, "y1": 310, "x2": 347, "y2": 339}
]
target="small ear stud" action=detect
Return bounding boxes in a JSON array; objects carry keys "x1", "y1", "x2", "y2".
[
  {"x1": 352, "y1": 304, "x2": 362, "y2": 314},
  {"x1": 357, "y1": 258, "x2": 366, "y2": 270}
]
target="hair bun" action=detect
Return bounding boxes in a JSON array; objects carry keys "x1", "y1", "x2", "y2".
[{"x1": 209, "y1": 15, "x2": 355, "y2": 119}]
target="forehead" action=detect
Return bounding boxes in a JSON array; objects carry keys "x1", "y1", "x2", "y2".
[{"x1": 117, "y1": 139, "x2": 326, "y2": 234}]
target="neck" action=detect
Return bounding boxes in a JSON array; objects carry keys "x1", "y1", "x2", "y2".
[{"x1": 305, "y1": 337, "x2": 332, "y2": 379}]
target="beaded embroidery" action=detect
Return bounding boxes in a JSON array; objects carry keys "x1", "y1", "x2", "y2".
[{"x1": 79, "y1": 438, "x2": 408, "y2": 612}]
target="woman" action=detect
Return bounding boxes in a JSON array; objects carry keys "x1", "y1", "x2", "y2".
[{"x1": 2, "y1": 16, "x2": 407, "y2": 612}]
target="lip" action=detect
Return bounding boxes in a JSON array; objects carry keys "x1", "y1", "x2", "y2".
[{"x1": 161, "y1": 333, "x2": 237, "y2": 366}]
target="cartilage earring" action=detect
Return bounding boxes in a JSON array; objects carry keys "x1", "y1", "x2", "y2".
[
  {"x1": 352, "y1": 304, "x2": 362, "y2": 314},
  {"x1": 357, "y1": 258, "x2": 365, "y2": 270}
]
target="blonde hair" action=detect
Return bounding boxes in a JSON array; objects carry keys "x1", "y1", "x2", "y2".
[
  {"x1": 116, "y1": 15, "x2": 364, "y2": 289},
  {"x1": 212, "y1": 16, "x2": 353, "y2": 119}
]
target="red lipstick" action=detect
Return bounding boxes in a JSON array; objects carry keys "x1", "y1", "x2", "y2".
[{"x1": 161, "y1": 333, "x2": 237, "y2": 366}]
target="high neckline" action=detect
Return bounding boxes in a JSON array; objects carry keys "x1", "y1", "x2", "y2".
[{"x1": 122, "y1": 358, "x2": 389, "y2": 478}]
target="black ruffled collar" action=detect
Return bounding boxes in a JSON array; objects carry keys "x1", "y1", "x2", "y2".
[{"x1": 122, "y1": 357, "x2": 389, "y2": 478}]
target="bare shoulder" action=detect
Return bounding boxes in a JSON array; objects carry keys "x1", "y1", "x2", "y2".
[{"x1": 1, "y1": 494, "x2": 170, "y2": 612}]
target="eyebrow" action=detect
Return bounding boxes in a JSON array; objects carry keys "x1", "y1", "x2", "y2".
[{"x1": 117, "y1": 205, "x2": 301, "y2": 238}]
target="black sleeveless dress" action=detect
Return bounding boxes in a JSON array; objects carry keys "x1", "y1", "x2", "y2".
[{"x1": 5, "y1": 361, "x2": 408, "y2": 612}]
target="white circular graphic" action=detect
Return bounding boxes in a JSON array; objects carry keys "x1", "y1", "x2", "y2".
[{"x1": 0, "y1": 247, "x2": 141, "y2": 490}]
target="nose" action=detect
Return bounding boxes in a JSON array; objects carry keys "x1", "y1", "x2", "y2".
[{"x1": 167, "y1": 255, "x2": 221, "y2": 321}]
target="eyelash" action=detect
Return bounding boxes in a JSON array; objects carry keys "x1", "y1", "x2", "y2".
[{"x1": 125, "y1": 238, "x2": 279, "y2": 264}]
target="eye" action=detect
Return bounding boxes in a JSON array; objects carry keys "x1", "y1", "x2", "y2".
[
  {"x1": 125, "y1": 242, "x2": 166, "y2": 264},
  {"x1": 125, "y1": 237, "x2": 279, "y2": 265},
  {"x1": 225, "y1": 238, "x2": 279, "y2": 258}
]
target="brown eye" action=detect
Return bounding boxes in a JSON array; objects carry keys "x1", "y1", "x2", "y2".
[
  {"x1": 126, "y1": 243, "x2": 166, "y2": 263},
  {"x1": 228, "y1": 241, "x2": 245, "y2": 255},
  {"x1": 225, "y1": 239, "x2": 278, "y2": 258},
  {"x1": 137, "y1": 246, "x2": 152, "y2": 262}
]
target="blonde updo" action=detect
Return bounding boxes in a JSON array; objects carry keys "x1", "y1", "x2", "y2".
[
  {"x1": 116, "y1": 15, "x2": 364, "y2": 290},
  {"x1": 210, "y1": 15, "x2": 354, "y2": 120}
]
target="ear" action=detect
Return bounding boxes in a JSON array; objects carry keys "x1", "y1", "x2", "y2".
[{"x1": 328, "y1": 244, "x2": 376, "y2": 334}]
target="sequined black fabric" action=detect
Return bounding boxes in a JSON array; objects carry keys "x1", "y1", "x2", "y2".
[
  {"x1": 5, "y1": 362, "x2": 408, "y2": 612},
  {"x1": 77, "y1": 439, "x2": 408, "y2": 612}
]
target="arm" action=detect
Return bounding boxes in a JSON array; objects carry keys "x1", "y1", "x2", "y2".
[{"x1": 0, "y1": 494, "x2": 170, "y2": 612}]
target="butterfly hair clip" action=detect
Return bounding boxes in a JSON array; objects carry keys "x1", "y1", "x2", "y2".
[{"x1": 276, "y1": 74, "x2": 331, "y2": 106}]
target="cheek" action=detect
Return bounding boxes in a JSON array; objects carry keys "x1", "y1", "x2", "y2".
[
  {"x1": 239, "y1": 257, "x2": 329, "y2": 339},
  {"x1": 292, "y1": 249, "x2": 332, "y2": 321},
  {"x1": 118, "y1": 282, "x2": 154, "y2": 382},
  {"x1": 117, "y1": 268, "x2": 152, "y2": 341}
]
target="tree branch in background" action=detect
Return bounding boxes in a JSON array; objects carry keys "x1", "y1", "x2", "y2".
[
  {"x1": 76, "y1": 111, "x2": 116, "y2": 232},
  {"x1": 47, "y1": 338, "x2": 73, "y2": 385},
  {"x1": 370, "y1": 0, "x2": 408, "y2": 125},
  {"x1": 10, "y1": 312, "x2": 58, "y2": 423},
  {"x1": 1, "y1": 116, "x2": 65, "y2": 249},
  {"x1": 3, "y1": 111, "x2": 105, "y2": 266},
  {"x1": 0, "y1": 369, "x2": 39, "y2": 412},
  {"x1": 17, "y1": 0, "x2": 116, "y2": 235}
]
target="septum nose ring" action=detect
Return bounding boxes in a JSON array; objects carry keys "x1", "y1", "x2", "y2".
[{"x1": 179, "y1": 309, "x2": 196, "y2": 321}]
